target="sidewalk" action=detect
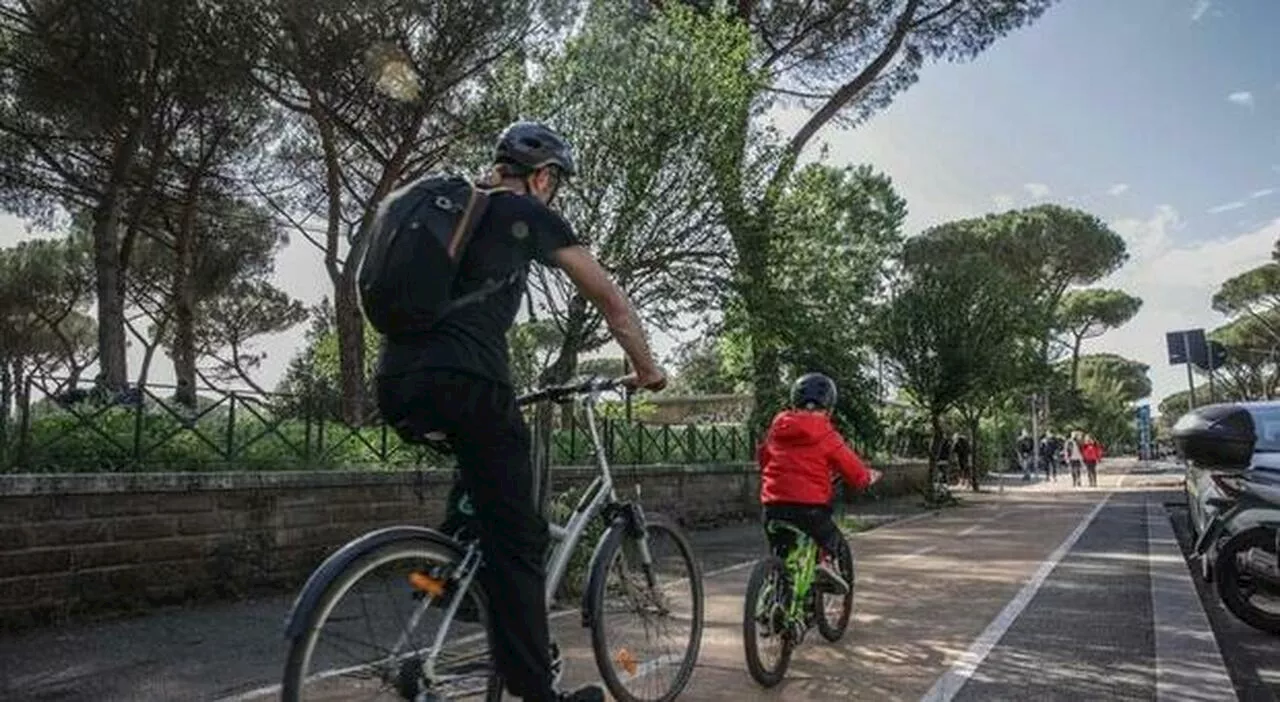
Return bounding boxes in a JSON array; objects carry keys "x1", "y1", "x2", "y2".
[
  {"x1": 0, "y1": 495, "x2": 934, "y2": 702},
  {"x1": 545, "y1": 483, "x2": 1112, "y2": 701},
  {"x1": 0, "y1": 469, "x2": 1141, "y2": 702}
]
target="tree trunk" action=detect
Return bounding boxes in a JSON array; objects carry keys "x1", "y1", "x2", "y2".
[
  {"x1": 1069, "y1": 332, "x2": 1084, "y2": 391},
  {"x1": 334, "y1": 269, "x2": 367, "y2": 425},
  {"x1": 967, "y1": 417, "x2": 981, "y2": 492},
  {"x1": 0, "y1": 361, "x2": 11, "y2": 467},
  {"x1": 928, "y1": 411, "x2": 944, "y2": 489},
  {"x1": 91, "y1": 197, "x2": 129, "y2": 390},
  {"x1": 171, "y1": 177, "x2": 204, "y2": 410}
]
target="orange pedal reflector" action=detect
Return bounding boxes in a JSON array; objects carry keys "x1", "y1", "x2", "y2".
[
  {"x1": 408, "y1": 571, "x2": 446, "y2": 598},
  {"x1": 616, "y1": 648, "x2": 638, "y2": 676}
]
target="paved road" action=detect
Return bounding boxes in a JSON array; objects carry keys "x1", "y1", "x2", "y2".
[{"x1": 1, "y1": 460, "x2": 1277, "y2": 701}]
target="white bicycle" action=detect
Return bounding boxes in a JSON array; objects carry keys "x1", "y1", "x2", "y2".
[{"x1": 280, "y1": 376, "x2": 705, "y2": 701}]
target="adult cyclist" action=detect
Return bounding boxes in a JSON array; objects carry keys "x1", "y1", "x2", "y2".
[{"x1": 374, "y1": 121, "x2": 666, "y2": 702}]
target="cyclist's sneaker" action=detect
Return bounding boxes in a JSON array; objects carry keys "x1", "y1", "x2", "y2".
[
  {"x1": 815, "y1": 553, "x2": 850, "y2": 595},
  {"x1": 558, "y1": 683, "x2": 605, "y2": 702}
]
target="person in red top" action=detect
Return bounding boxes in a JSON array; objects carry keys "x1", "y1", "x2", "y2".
[
  {"x1": 758, "y1": 373, "x2": 882, "y2": 593},
  {"x1": 1080, "y1": 434, "x2": 1104, "y2": 488}
]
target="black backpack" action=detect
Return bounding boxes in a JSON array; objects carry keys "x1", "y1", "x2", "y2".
[{"x1": 356, "y1": 173, "x2": 516, "y2": 337}]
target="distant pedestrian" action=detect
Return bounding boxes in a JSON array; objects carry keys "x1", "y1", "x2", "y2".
[
  {"x1": 1065, "y1": 430, "x2": 1084, "y2": 487},
  {"x1": 1040, "y1": 432, "x2": 1059, "y2": 481},
  {"x1": 1016, "y1": 429, "x2": 1035, "y2": 481},
  {"x1": 952, "y1": 432, "x2": 972, "y2": 489},
  {"x1": 1081, "y1": 434, "x2": 1103, "y2": 487}
]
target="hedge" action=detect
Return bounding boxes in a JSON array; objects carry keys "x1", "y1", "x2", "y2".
[{"x1": 0, "y1": 404, "x2": 754, "y2": 473}]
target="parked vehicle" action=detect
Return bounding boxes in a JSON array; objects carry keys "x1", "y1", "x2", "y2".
[{"x1": 1174, "y1": 401, "x2": 1280, "y2": 635}]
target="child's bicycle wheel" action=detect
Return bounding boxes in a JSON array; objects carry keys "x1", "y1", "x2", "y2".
[
  {"x1": 815, "y1": 538, "x2": 855, "y2": 642},
  {"x1": 742, "y1": 556, "x2": 794, "y2": 687}
]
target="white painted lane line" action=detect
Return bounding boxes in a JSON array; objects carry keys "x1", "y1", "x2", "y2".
[
  {"x1": 919, "y1": 488, "x2": 1115, "y2": 702},
  {"x1": 1146, "y1": 500, "x2": 1235, "y2": 702},
  {"x1": 957, "y1": 524, "x2": 982, "y2": 537}
]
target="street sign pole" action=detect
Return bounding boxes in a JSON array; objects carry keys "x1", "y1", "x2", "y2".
[
  {"x1": 1206, "y1": 337, "x2": 1218, "y2": 403},
  {"x1": 1182, "y1": 333, "x2": 1197, "y2": 409}
]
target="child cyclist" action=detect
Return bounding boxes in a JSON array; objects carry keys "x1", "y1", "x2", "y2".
[{"x1": 757, "y1": 372, "x2": 882, "y2": 593}]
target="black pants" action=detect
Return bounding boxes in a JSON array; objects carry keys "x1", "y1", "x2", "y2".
[
  {"x1": 377, "y1": 369, "x2": 553, "y2": 701},
  {"x1": 762, "y1": 503, "x2": 842, "y2": 560}
]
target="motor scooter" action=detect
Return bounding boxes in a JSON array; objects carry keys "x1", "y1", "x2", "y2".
[{"x1": 1176, "y1": 404, "x2": 1280, "y2": 635}]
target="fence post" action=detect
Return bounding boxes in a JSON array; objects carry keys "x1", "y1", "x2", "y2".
[
  {"x1": 226, "y1": 393, "x2": 237, "y2": 462},
  {"x1": 132, "y1": 387, "x2": 144, "y2": 469}
]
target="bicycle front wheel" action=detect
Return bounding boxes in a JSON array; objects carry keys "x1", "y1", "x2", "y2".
[
  {"x1": 585, "y1": 512, "x2": 704, "y2": 702},
  {"x1": 815, "y1": 538, "x2": 854, "y2": 643},
  {"x1": 282, "y1": 538, "x2": 502, "y2": 702}
]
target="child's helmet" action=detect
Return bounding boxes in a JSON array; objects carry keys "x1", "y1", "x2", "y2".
[{"x1": 791, "y1": 372, "x2": 837, "y2": 411}]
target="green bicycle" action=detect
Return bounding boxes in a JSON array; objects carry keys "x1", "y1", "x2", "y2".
[{"x1": 741, "y1": 520, "x2": 855, "y2": 687}]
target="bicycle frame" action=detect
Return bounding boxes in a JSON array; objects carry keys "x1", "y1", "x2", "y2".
[
  {"x1": 766, "y1": 521, "x2": 819, "y2": 622},
  {"x1": 541, "y1": 385, "x2": 628, "y2": 605}
]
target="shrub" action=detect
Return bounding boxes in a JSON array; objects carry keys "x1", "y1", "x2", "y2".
[{"x1": 2, "y1": 404, "x2": 753, "y2": 473}]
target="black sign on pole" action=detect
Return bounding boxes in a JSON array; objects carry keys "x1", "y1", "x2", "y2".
[
  {"x1": 1190, "y1": 340, "x2": 1229, "y2": 372},
  {"x1": 1166, "y1": 331, "x2": 1187, "y2": 365},
  {"x1": 1185, "y1": 328, "x2": 1209, "y2": 368}
]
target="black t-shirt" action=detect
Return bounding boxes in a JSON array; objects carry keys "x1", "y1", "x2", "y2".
[{"x1": 375, "y1": 191, "x2": 580, "y2": 386}]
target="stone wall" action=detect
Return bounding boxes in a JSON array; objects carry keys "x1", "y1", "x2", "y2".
[{"x1": 0, "y1": 461, "x2": 927, "y2": 629}]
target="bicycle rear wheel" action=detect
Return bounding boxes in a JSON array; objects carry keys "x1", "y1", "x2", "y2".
[
  {"x1": 282, "y1": 538, "x2": 502, "y2": 701},
  {"x1": 742, "y1": 556, "x2": 793, "y2": 688},
  {"x1": 816, "y1": 538, "x2": 854, "y2": 643},
  {"x1": 585, "y1": 512, "x2": 704, "y2": 702}
]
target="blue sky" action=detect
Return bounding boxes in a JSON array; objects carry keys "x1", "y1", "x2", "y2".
[
  {"x1": 780, "y1": 0, "x2": 1280, "y2": 413},
  {"x1": 3, "y1": 0, "x2": 1278, "y2": 412}
]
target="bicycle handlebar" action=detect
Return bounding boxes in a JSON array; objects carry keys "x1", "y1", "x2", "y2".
[{"x1": 516, "y1": 375, "x2": 630, "y2": 407}]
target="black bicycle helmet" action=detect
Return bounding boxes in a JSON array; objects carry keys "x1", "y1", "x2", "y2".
[
  {"x1": 493, "y1": 120, "x2": 577, "y2": 177},
  {"x1": 791, "y1": 372, "x2": 837, "y2": 411}
]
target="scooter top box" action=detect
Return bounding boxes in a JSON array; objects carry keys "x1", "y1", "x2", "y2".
[{"x1": 1171, "y1": 403, "x2": 1256, "y2": 471}]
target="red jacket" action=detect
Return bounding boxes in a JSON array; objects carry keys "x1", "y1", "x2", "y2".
[
  {"x1": 1081, "y1": 441, "x2": 1103, "y2": 463},
  {"x1": 757, "y1": 410, "x2": 874, "y2": 505}
]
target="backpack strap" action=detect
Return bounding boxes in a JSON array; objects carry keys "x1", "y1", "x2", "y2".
[{"x1": 435, "y1": 184, "x2": 522, "y2": 319}]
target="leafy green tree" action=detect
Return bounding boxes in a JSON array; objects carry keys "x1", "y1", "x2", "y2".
[
  {"x1": 0, "y1": 0, "x2": 261, "y2": 389},
  {"x1": 249, "y1": 0, "x2": 558, "y2": 423},
  {"x1": 1211, "y1": 312, "x2": 1279, "y2": 401},
  {"x1": 1212, "y1": 261, "x2": 1280, "y2": 344},
  {"x1": 1075, "y1": 353, "x2": 1152, "y2": 403},
  {"x1": 656, "y1": 0, "x2": 1060, "y2": 430},
  {"x1": 1056, "y1": 288, "x2": 1142, "y2": 390},
  {"x1": 510, "y1": 320, "x2": 562, "y2": 395},
  {"x1": 764, "y1": 163, "x2": 906, "y2": 444},
  {"x1": 667, "y1": 334, "x2": 742, "y2": 396},
  {"x1": 508, "y1": 1, "x2": 756, "y2": 386},
  {"x1": 188, "y1": 279, "x2": 306, "y2": 394},
  {"x1": 872, "y1": 220, "x2": 1036, "y2": 486}
]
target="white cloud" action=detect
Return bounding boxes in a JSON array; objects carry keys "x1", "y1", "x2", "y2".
[
  {"x1": 1086, "y1": 211, "x2": 1279, "y2": 410},
  {"x1": 1207, "y1": 200, "x2": 1246, "y2": 214},
  {"x1": 992, "y1": 193, "x2": 1015, "y2": 209},
  {"x1": 1227, "y1": 91, "x2": 1254, "y2": 108},
  {"x1": 1107, "y1": 183, "x2": 1130, "y2": 196},
  {"x1": 1191, "y1": 0, "x2": 1211, "y2": 21},
  {"x1": 1023, "y1": 182, "x2": 1050, "y2": 198},
  {"x1": 1250, "y1": 188, "x2": 1275, "y2": 199}
]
